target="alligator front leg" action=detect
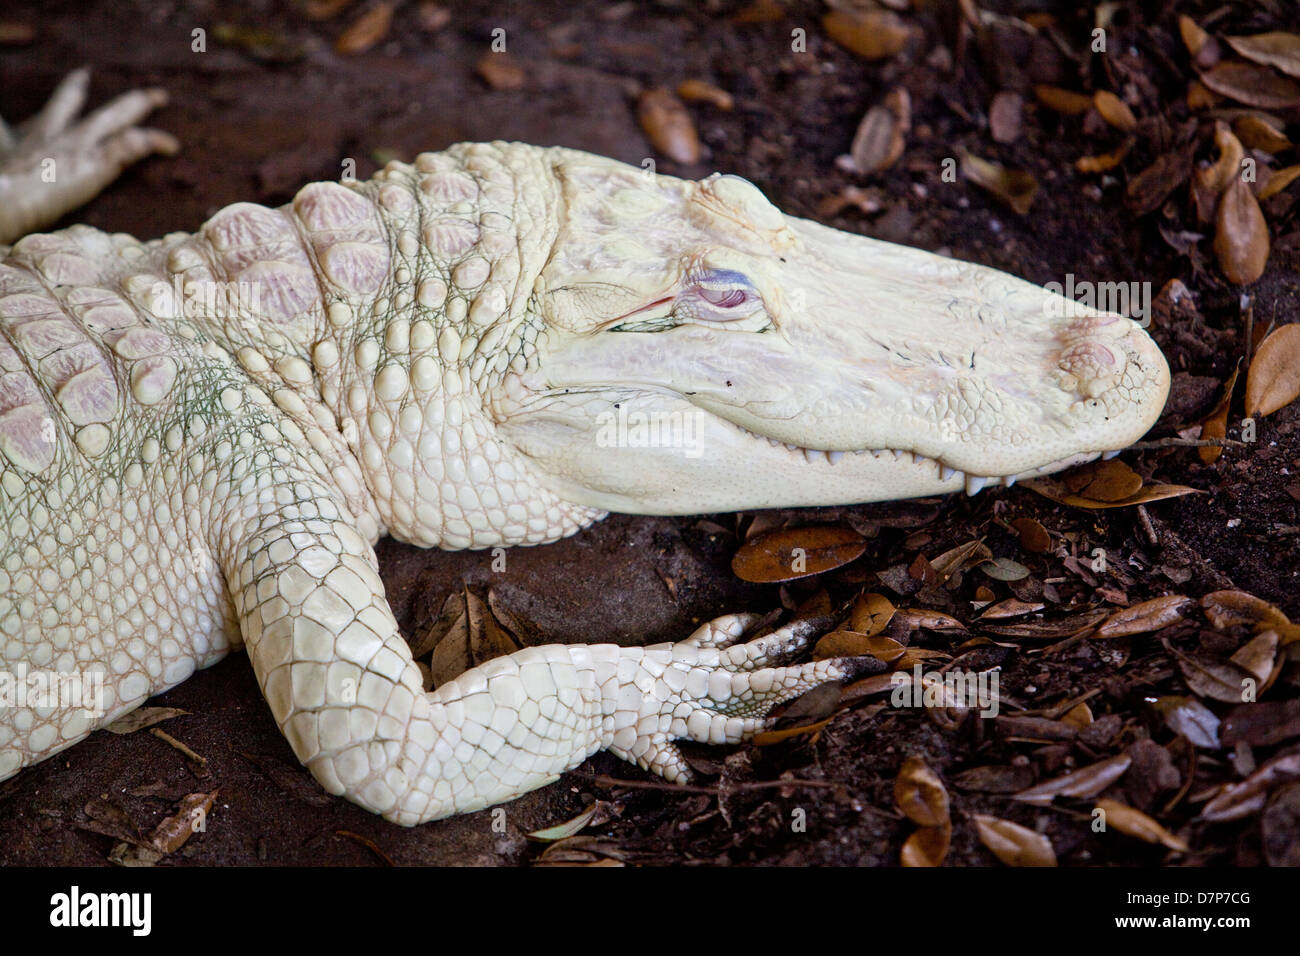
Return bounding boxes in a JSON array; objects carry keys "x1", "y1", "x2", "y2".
[
  {"x1": 220, "y1": 467, "x2": 861, "y2": 824},
  {"x1": 0, "y1": 68, "x2": 178, "y2": 245}
]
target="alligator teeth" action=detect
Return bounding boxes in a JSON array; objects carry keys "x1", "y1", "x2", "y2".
[
  {"x1": 940, "y1": 465, "x2": 957, "y2": 482},
  {"x1": 1102, "y1": 450, "x2": 1121, "y2": 460},
  {"x1": 1002, "y1": 474, "x2": 1016, "y2": 488},
  {"x1": 827, "y1": 450, "x2": 845, "y2": 465},
  {"x1": 965, "y1": 475, "x2": 988, "y2": 495}
]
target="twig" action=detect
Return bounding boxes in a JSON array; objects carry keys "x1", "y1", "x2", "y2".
[
  {"x1": 1127, "y1": 437, "x2": 1246, "y2": 451},
  {"x1": 584, "y1": 774, "x2": 844, "y2": 796},
  {"x1": 1136, "y1": 504, "x2": 1159, "y2": 547}
]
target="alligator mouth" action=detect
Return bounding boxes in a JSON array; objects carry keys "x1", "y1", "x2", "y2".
[{"x1": 730, "y1": 421, "x2": 1117, "y2": 495}]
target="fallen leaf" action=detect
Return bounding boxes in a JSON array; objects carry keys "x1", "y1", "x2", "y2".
[
  {"x1": 335, "y1": 1, "x2": 394, "y2": 54},
  {"x1": 1011, "y1": 517, "x2": 1052, "y2": 553},
  {"x1": 637, "y1": 88, "x2": 701, "y2": 164},
  {"x1": 1093, "y1": 90, "x2": 1137, "y2": 131},
  {"x1": 851, "y1": 592, "x2": 896, "y2": 636},
  {"x1": 1222, "y1": 699, "x2": 1300, "y2": 747},
  {"x1": 822, "y1": 9, "x2": 911, "y2": 61},
  {"x1": 972, "y1": 814, "x2": 1057, "y2": 866},
  {"x1": 930, "y1": 539, "x2": 992, "y2": 582},
  {"x1": 953, "y1": 764, "x2": 1035, "y2": 793},
  {"x1": 1178, "y1": 15, "x2": 1219, "y2": 67},
  {"x1": 895, "y1": 755, "x2": 950, "y2": 828},
  {"x1": 1202, "y1": 753, "x2": 1300, "y2": 821},
  {"x1": 1259, "y1": 164, "x2": 1300, "y2": 200},
  {"x1": 891, "y1": 608, "x2": 966, "y2": 632},
  {"x1": 1153, "y1": 696, "x2": 1222, "y2": 749},
  {"x1": 1012, "y1": 754, "x2": 1131, "y2": 805},
  {"x1": 1076, "y1": 138, "x2": 1134, "y2": 174},
  {"x1": 1176, "y1": 652, "x2": 1256, "y2": 704},
  {"x1": 960, "y1": 151, "x2": 1038, "y2": 214},
  {"x1": 846, "y1": 87, "x2": 910, "y2": 175},
  {"x1": 731, "y1": 526, "x2": 867, "y2": 583},
  {"x1": 1245, "y1": 323, "x2": 1300, "y2": 416},
  {"x1": 1199, "y1": 61, "x2": 1300, "y2": 109},
  {"x1": 1023, "y1": 474, "x2": 1200, "y2": 510},
  {"x1": 900, "y1": 822, "x2": 950, "y2": 866},
  {"x1": 676, "y1": 78, "x2": 734, "y2": 110},
  {"x1": 978, "y1": 597, "x2": 1045, "y2": 620},
  {"x1": 1095, "y1": 798, "x2": 1189, "y2": 851},
  {"x1": 1233, "y1": 114, "x2": 1292, "y2": 154},
  {"x1": 105, "y1": 707, "x2": 188, "y2": 735},
  {"x1": 1094, "y1": 595, "x2": 1192, "y2": 638},
  {"x1": 1230, "y1": 630, "x2": 1278, "y2": 684},
  {"x1": 812, "y1": 629, "x2": 904, "y2": 663},
  {"x1": 751, "y1": 715, "x2": 833, "y2": 746},
  {"x1": 475, "y1": 52, "x2": 527, "y2": 91},
  {"x1": 1197, "y1": 363, "x2": 1239, "y2": 464},
  {"x1": 1126, "y1": 148, "x2": 1194, "y2": 217},
  {"x1": 1214, "y1": 178, "x2": 1269, "y2": 284},
  {"x1": 979, "y1": 557, "x2": 1031, "y2": 582},
  {"x1": 528, "y1": 803, "x2": 603, "y2": 841},
  {"x1": 1201, "y1": 589, "x2": 1291, "y2": 630},
  {"x1": 1225, "y1": 31, "x2": 1300, "y2": 79},
  {"x1": 982, "y1": 609, "x2": 1111, "y2": 640},
  {"x1": 1032, "y1": 84, "x2": 1094, "y2": 115}
]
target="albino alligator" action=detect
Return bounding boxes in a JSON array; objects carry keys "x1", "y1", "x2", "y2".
[{"x1": 0, "y1": 74, "x2": 1169, "y2": 824}]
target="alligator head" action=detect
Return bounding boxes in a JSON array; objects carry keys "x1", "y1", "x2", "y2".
[{"x1": 489, "y1": 148, "x2": 1169, "y2": 516}]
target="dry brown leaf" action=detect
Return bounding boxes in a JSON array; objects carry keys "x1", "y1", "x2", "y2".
[
  {"x1": 676, "y1": 79, "x2": 734, "y2": 110},
  {"x1": 475, "y1": 52, "x2": 526, "y2": 91},
  {"x1": 750, "y1": 715, "x2": 833, "y2": 746},
  {"x1": 1152, "y1": 696, "x2": 1221, "y2": 748},
  {"x1": 1011, "y1": 517, "x2": 1052, "y2": 553},
  {"x1": 979, "y1": 597, "x2": 1045, "y2": 621},
  {"x1": 1076, "y1": 138, "x2": 1133, "y2": 174},
  {"x1": 730, "y1": 0, "x2": 785, "y2": 24},
  {"x1": 1012, "y1": 754, "x2": 1131, "y2": 805},
  {"x1": 1233, "y1": 114, "x2": 1292, "y2": 154},
  {"x1": 900, "y1": 822, "x2": 950, "y2": 867},
  {"x1": 1225, "y1": 31, "x2": 1300, "y2": 79},
  {"x1": 851, "y1": 592, "x2": 896, "y2": 635},
  {"x1": 1230, "y1": 630, "x2": 1279, "y2": 684},
  {"x1": 1199, "y1": 121, "x2": 1246, "y2": 196},
  {"x1": 892, "y1": 608, "x2": 965, "y2": 631},
  {"x1": 1215, "y1": 177, "x2": 1269, "y2": 284},
  {"x1": 930, "y1": 539, "x2": 993, "y2": 582},
  {"x1": 812, "y1": 629, "x2": 904, "y2": 663},
  {"x1": 1203, "y1": 753, "x2": 1300, "y2": 821},
  {"x1": 1094, "y1": 595, "x2": 1192, "y2": 638},
  {"x1": 972, "y1": 814, "x2": 1057, "y2": 866},
  {"x1": 731, "y1": 526, "x2": 867, "y2": 583},
  {"x1": 1126, "y1": 148, "x2": 1194, "y2": 216},
  {"x1": 1199, "y1": 61, "x2": 1300, "y2": 109},
  {"x1": 1032, "y1": 84, "x2": 1094, "y2": 115},
  {"x1": 1178, "y1": 16, "x2": 1212, "y2": 60},
  {"x1": 637, "y1": 88, "x2": 701, "y2": 164},
  {"x1": 1093, "y1": 90, "x2": 1137, "y2": 131},
  {"x1": 1187, "y1": 79, "x2": 1220, "y2": 110},
  {"x1": 822, "y1": 9, "x2": 911, "y2": 61},
  {"x1": 1095, "y1": 798, "x2": 1189, "y2": 851},
  {"x1": 846, "y1": 87, "x2": 910, "y2": 175},
  {"x1": 1246, "y1": 324, "x2": 1300, "y2": 417},
  {"x1": 1198, "y1": 363, "x2": 1239, "y2": 464},
  {"x1": 335, "y1": 1, "x2": 394, "y2": 54},
  {"x1": 1201, "y1": 589, "x2": 1291, "y2": 630},
  {"x1": 1061, "y1": 701, "x2": 1094, "y2": 729},
  {"x1": 960, "y1": 151, "x2": 1038, "y2": 214},
  {"x1": 1023, "y1": 474, "x2": 1200, "y2": 510},
  {"x1": 1176, "y1": 652, "x2": 1255, "y2": 704},
  {"x1": 982, "y1": 608, "x2": 1111, "y2": 640},
  {"x1": 104, "y1": 706, "x2": 188, "y2": 735},
  {"x1": 895, "y1": 755, "x2": 950, "y2": 828},
  {"x1": 1260, "y1": 164, "x2": 1300, "y2": 200}
]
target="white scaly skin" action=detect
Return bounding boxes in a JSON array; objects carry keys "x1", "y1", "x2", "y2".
[{"x1": 0, "y1": 82, "x2": 1169, "y2": 824}]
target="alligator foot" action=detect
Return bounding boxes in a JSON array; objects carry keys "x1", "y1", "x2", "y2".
[
  {"x1": 0, "y1": 67, "x2": 178, "y2": 246},
  {"x1": 604, "y1": 612, "x2": 875, "y2": 783}
]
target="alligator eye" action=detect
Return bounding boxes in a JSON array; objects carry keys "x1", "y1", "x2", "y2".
[{"x1": 699, "y1": 287, "x2": 749, "y2": 309}]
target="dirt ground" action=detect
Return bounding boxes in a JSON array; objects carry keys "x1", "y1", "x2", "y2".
[{"x1": 1, "y1": 0, "x2": 1298, "y2": 866}]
